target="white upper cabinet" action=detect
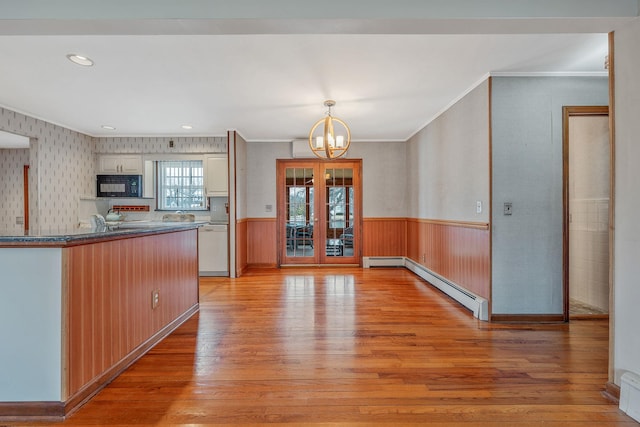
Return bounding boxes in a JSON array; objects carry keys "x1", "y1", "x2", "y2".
[
  {"x1": 98, "y1": 155, "x2": 143, "y2": 174},
  {"x1": 205, "y1": 154, "x2": 228, "y2": 197}
]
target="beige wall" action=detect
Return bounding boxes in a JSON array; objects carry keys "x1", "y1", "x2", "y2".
[
  {"x1": 246, "y1": 141, "x2": 290, "y2": 219},
  {"x1": 245, "y1": 140, "x2": 407, "y2": 219},
  {"x1": 406, "y1": 79, "x2": 490, "y2": 223},
  {"x1": 349, "y1": 141, "x2": 407, "y2": 217}
]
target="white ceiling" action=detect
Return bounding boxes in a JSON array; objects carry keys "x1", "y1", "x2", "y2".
[{"x1": 0, "y1": 1, "x2": 637, "y2": 144}]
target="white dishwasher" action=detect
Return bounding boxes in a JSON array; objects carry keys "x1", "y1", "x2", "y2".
[{"x1": 198, "y1": 224, "x2": 228, "y2": 276}]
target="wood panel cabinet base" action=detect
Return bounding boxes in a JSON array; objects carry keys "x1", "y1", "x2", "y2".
[{"x1": 0, "y1": 304, "x2": 198, "y2": 423}]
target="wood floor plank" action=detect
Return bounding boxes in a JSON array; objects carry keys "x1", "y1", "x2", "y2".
[{"x1": 15, "y1": 267, "x2": 637, "y2": 426}]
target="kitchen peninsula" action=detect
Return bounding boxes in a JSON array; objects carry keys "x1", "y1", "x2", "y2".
[{"x1": 0, "y1": 224, "x2": 200, "y2": 421}]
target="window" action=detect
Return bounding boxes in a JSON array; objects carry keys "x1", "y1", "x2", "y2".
[{"x1": 157, "y1": 160, "x2": 206, "y2": 210}]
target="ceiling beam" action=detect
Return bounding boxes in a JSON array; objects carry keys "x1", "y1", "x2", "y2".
[{"x1": 0, "y1": 0, "x2": 638, "y2": 35}]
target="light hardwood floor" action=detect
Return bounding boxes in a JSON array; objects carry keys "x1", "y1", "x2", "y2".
[{"x1": 24, "y1": 267, "x2": 636, "y2": 426}]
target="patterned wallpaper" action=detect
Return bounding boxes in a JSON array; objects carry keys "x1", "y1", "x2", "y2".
[
  {"x1": 0, "y1": 148, "x2": 29, "y2": 231},
  {"x1": 0, "y1": 107, "x2": 95, "y2": 231},
  {"x1": 95, "y1": 136, "x2": 227, "y2": 154},
  {"x1": 1, "y1": 107, "x2": 228, "y2": 232}
]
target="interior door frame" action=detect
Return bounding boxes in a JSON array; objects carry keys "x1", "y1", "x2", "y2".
[
  {"x1": 23, "y1": 164, "x2": 29, "y2": 233},
  {"x1": 276, "y1": 158, "x2": 362, "y2": 267},
  {"x1": 562, "y1": 105, "x2": 610, "y2": 322}
]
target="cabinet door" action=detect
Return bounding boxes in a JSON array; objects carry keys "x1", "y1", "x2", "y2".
[
  {"x1": 205, "y1": 155, "x2": 228, "y2": 196},
  {"x1": 119, "y1": 156, "x2": 143, "y2": 174},
  {"x1": 98, "y1": 156, "x2": 121, "y2": 174},
  {"x1": 98, "y1": 155, "x2": 142, "y2": 174}
]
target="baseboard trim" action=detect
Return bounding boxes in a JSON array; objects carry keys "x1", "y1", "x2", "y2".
[
  {"x1": 236, "y1": 264, "x2": 249, "y2": 277},
  {"x1": 491, "y1": 313, "x2": 565, "y2": 323},
  {"x1": 64, "y1": 303, "x2": 199, "y2": 418},
  {"x1": 603, "y1": 381, "x2": 621, "y2": 403},
  {"x1": 247, "y1": 263, "x2": 278, "y2": 269},
  {"x1": 0, "y1": 401, "x2": 65, "y2": 423}
]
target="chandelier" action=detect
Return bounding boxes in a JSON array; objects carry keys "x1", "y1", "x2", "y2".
[{"x1": 308, "y1": 100, "x2": 351, "y2": 159}]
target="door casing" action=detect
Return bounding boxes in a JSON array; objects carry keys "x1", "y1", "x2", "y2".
[
  {"x1": 562, "y1": 106, "x2": 610, "y2": 321},
  {"x1": 276, "y1": 158, "x2": 362, "y2": 266}
]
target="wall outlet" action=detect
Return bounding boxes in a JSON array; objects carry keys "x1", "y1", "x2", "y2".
[
  {"x1": 151, "y1": 290, "x2": 160, "y2": 309},
  {"x1": 476, "y1": 201, "x2": 482, "y2": 214}
]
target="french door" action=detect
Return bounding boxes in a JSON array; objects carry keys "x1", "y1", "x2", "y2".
[{"x1": 277, "y1": 159, "x2": 361, "y2": 266}]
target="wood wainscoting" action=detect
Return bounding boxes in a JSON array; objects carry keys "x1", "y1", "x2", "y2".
[
  {"x1": 243, "y1": 218, "x2": 408, "y2": 270},
  {"x1": 65, "y1": 229, "x2": 199, "y2": 402},
  {"x1": 362, "y1": 217, "x2": 407, "y2": 257},
  {"x1": 245, "y1": 218, "x2": 277, "y2": 268},
  {"x1": 236, "y1": 218, "x2": 248, "y2": 276},
  {"x1": 407, "y1": 218, "x2": 490, "y2": 300}
]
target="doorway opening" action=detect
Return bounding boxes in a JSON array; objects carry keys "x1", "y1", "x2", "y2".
[
  {"x1": 277, "y1": 159, "x2": 362, "y2": 266},
  {"x1": 563, "y1": 106, "x2": 610, "y2": 320}
]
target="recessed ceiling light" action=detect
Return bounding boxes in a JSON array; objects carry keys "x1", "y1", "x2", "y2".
[
  {"x1": 66, "y1": 54, "x2": 94, "y2": 67},
  {"x1": 181, "y1": 125, "x2": 193, "y2": 130},
  {"x1": 101, "y1": 125, "x2": 116, "y2": 130}
]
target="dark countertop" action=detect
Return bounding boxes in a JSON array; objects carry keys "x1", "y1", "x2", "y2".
[{"x1": 0, "y1": 222, "x2": 204, "y2": 248}]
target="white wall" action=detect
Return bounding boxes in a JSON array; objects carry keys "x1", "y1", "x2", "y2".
[
  {"x1": 491, "y1": 76, "x2": 609, "y2": 315},
  {"x1": 613, "y1": 19, "x2": 640, "y2": 385},
  {"x1": 245, "y1": 140, "x2": 407, "y2": 219},
  {"x1": 406, "y1": 79, "x2": 490, "y2": 222},
  {"x1": 0, "y1": 248, "x2": 63, "y2": 401}
]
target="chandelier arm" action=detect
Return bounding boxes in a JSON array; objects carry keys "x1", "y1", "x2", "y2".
[
  {"x1": 324, "y1": 116, "x2": 334, "y2": 159},
  {"x1": 329, "y1": 117, "x2": 351, "y2": 159},
  {"x1": 308, "y1": 118, "x2": 325, "y2": 159}
]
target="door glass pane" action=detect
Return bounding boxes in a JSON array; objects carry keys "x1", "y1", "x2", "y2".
[
  {"x1": 325, "y1": 167, "x2": 353, "y2": 258},
  {"x1": 285, "y1": 168, "x2": 314, "y2": 257}
]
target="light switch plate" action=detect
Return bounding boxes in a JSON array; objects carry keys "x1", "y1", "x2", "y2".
[
  {"x1": 476, "y1": 201, "x2": 482, "y2": 214},
  {"x1": 504, "y1": 202, "x2": 513, "y2": 215}
]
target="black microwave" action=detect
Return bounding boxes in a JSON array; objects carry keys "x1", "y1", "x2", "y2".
[{"x1": 96, "y1": 174, "x2": 142, "y2": 198}]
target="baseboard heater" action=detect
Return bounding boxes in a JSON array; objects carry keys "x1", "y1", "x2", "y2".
[
  {"x1": 363, "y1": 257, "x2": 489, "y2": 321},
  {"x1": 620, "y1": 371, "x2": 640, "y2": 422}
]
